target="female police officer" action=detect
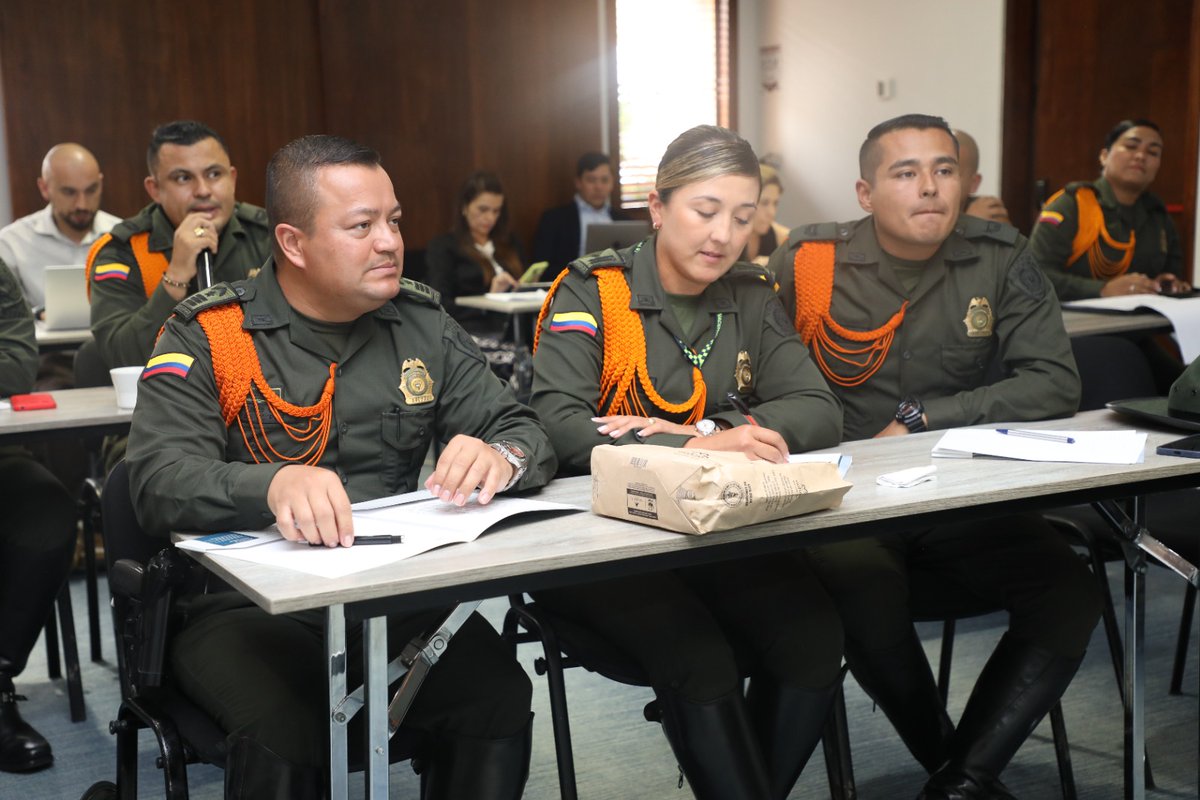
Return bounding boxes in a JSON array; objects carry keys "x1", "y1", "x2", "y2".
[{"x1": 529, "y1": 125, "x2": 844, "y2": 799}]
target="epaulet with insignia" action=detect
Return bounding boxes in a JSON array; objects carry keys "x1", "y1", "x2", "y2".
[
  {"x1": 726, "y1": 262, "x2": 774, "y2": 283},
  {"x1": 569, "y1": 248, "x2": 627, "y2": 277},
  {"x1": 787, "y1": 221, "x2": 850, "y2": 248},
  {"x1": 173, "y1": 283, "x2": 243, "y2": 321},
  {"x1": 234, "y1": 202, "x2": 269, "y2": 229},
  {"x1": 396, "y1": 278, "x2": 441, "y2": 307},
  {"x1": 106, "y1": 205, "x2": 156, "y2": 244},
  {"x1": 957, "y1": 214, "x2": 1019, "y2": 245}
]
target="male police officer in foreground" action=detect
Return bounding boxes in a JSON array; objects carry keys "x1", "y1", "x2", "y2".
[
  {"x1": 770, "y1": 114, "x2": 1100, "y2": 799},
  {"x1": 127, "y1": 135, "x2": 555, "y2": 798},
  {"x1": 88, "y1": 120, "x2": 271, "y2": 368}
]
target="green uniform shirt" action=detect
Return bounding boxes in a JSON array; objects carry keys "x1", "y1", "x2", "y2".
[
  {"x1": 89, "y1": 202, "x2": 272, "y2": 368},
  {"x1": 1028, "y1": 177, "x2": 1182, "y2": 301},
  {"x1": 770, "y1": 217, "x2": 1080, "y2": 442},
  {"x1": 531, "y1": 238, "x2": 843, "y2": 475},
  {"x1": 127, "y1": 259, "x2": 556, "y2": 537},
  {"x1": 0, "y1": 257, "x2": 37, "y2": 396}
]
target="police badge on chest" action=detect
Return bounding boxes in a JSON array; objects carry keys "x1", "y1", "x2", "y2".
[
  {"x1": 962, "y1": 297, "x2": 994, "y2": 338},
  {"x1": 400, "y1": 358, "x2": 435, "y2": 405}
]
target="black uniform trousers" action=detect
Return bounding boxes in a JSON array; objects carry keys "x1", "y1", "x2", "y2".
[
  {"x1": 0, "y1": 453, "x2": 76, "y2": 679},
  {"x1": 170, "y1": 597, "x2": 532, "y2": 767},
  {"x1": 807, "y1": 513, "x2": 1102, "y2": 659},
  {"x1": 535, "y1": 552, "x2": 844, "y2": 701}
]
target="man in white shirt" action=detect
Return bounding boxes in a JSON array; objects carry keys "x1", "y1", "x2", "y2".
[{"x1": 0, "y1": 143, "x2": 122, "y2": 309}]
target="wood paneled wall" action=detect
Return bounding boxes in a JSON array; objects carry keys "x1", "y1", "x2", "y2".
[
  {"x1": 1002, "y1": 0, "x2": 1200, "y2": 277},
  {"x1": 0, "y1": 0, "x2": 608, "y2": 250}
]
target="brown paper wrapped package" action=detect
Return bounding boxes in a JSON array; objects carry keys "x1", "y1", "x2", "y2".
[{"x1": 590, "y1": 444, "x2": 852, "y2": 535}]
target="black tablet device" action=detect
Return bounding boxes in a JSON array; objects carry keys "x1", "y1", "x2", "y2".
[{"x1": 1156, "y1": 433, "x2": 1200, "y2": 458}]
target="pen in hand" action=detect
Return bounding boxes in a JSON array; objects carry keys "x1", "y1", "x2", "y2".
[
  {"x1": 996, "y1": 429, "x2": 1075, "y2": 444},
  {"x1": 726, "y1": 392, "x2": 759, "y2": 426},
  {"x1": 308, "y1": 534, "x2": 404, "y2": 547}
]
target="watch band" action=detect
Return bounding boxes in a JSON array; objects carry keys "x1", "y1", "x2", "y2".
[
  {"x1": 895, "y1": 397, "x2": 927, "y2": 434},
  {"x1": 488, "y1": 441, "x2": 528, "y2": 491}
]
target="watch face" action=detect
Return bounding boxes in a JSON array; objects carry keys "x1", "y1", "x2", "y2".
[{"x1": 696, "y1": 419, "x2": 717, "y2": 436}]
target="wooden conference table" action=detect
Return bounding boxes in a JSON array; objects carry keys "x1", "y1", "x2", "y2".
[{"x1": 190, "y1": 409, "x2": 1200, "y2": 800}]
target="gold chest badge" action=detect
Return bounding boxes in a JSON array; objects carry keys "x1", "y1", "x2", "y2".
[
  {"x1": 962, "y1": 297, "x2": 994, "y2": 338},
  {"x1": 735, "y1": 350, "x2": 753, "y2": 393},
  {"x1": 400, "y1": 358, "x2": 435, "y2": 405}
]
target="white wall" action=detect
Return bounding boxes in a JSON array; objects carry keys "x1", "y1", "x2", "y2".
[{"x1": 750, "y1": 0, "x2": 1005, "y2": 226}]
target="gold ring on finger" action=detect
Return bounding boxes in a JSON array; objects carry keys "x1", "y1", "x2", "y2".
[{"x1": 194, "y1": 226, "x2": 206, "y2": 237}]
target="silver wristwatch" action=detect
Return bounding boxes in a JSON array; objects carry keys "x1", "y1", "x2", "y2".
[
  {"x1": 695, "y1": 419, "x2": 719, "y2": 437},
  {"x1": 488, "y1": 441, "x2": 528, "y2": 491}
]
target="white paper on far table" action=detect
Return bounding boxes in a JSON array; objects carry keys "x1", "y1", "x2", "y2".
[
  {"x1": 1062, "y1": 294, "x2": 1200, "y2": 363},
  {"x1": 931, "y1": 429, "x2": 1146, "y2": 465}
]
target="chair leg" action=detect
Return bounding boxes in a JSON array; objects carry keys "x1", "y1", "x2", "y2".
[
  {"x1": 82, "y1": 492, "x2": 104, "y2": 663},
  {"x1": 820, "y1": 680, "x2": 857, "y2": 800},
  {"x1": 1169, "y1": 584, "x2": 1196, "y2": 696},
  {"x1": 44, "y1": 606, "x2": 62, "y2": 680},
  {"x1": 536, "y1": 623, "x2": 579, "y2": 800},
  {"x1": 937, "y1": 619, "x2": 955, "y2": 707},
  {"x1": 1048, "y1": 701, "x2": 1076, "y2": 800},
  {"x1": 55, "y1": 584, "x2": 86, "y2": 722},
  {"x1": 1085, "y1": 541, "x2": 1127, "y2": 697}
]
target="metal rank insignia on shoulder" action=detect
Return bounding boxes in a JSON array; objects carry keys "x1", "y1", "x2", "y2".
[
  {"x1": 400, "y1": 358, "x2": 435, "y2": 405},
  {"x1": 962, "y1": 297, "x2": 994, "y2": 338},
  {"x1": 735, "y1": 350, "x2": 753, "y2": 393}
]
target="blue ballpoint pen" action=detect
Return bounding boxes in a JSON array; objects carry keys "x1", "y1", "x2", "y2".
[{"x1": 996, "y1": 429, "x2": 1075, "y2": 444}]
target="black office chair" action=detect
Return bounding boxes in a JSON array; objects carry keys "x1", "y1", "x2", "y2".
[{"x1": 501, "y1": 593, "x2": 856, "y2": 800}]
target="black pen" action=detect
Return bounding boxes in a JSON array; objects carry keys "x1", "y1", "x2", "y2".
[
  {"x1": 308, "y1": 534, "x2": 404, "y2": 547},
  {"x1": 726, "y1": 392, "x2": 759, "y2": 426}
]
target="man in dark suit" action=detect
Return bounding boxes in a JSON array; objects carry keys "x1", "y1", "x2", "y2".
[{"x1": 532, "y1": 152, "x2": 625, "y2": 279}]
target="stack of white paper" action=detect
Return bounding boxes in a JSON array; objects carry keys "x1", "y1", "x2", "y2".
[
  {"x1": 787, "y1": 452, "x2": 852, "y2": 479},
  {"x1": 931, "y1": 429, "x2": 1146, "y2": 465}
]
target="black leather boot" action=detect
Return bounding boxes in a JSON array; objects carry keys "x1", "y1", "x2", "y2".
[
  {"x1": 0, "y1": 676, "x2": 52, "y2": 773},
  {"x1": 846, "y1": 629, "x2": 954, "y2": 773},
  {"x1": 746, "y1": 676, "x2": 839, "y2": 799},
  {"x1": 419, "y1": 713, "x2": 532, "y2": 799},
  {"x1": 918, "y1": 634, "x2": 1084, "y2": 800},
  {"x1": 223, "y1": 735, "x2": 322, "y2": 800},
  {"x1": 655, "y1": 687, "x2": 771, "y2": 800}
]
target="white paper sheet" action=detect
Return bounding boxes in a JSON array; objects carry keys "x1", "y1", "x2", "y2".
[
  {"x1": 1062, "y1": 295, "x2": 1200, "y2": 363},
  {"x1": 205, "y1": 495, "x2": 584, "y2": 579},
  {"x1": 484, "y1": 289, "x2": 547, "y2": 303},
  {"x1": 931, "y1": 429, "x2": 1146, "y2": 465},
  {"x1": 788, "y1": 452, "x2": 852, "y2": 478}
]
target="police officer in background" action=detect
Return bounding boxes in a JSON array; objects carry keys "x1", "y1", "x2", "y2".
[
  {"x1": 88, "y1": 120, "x2": 272, "y2": 369},
  {"x1": 770, "y1": 114, "x2": 1101, "y2": 800},
  {"x1": 0, "y1": 260, "x2": 76, "y2": 774},
  {"x1": 127, "y1": 135, "x2": 555, "y2": 798}
]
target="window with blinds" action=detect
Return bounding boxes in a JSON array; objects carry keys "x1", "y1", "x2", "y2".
[{"x1": 615, "y1": 0, "x2": 731, "y2": 208}]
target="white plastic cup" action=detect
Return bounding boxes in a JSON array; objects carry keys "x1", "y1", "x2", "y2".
[{"x1": 110, "y1": 366, "x2": 143, "y2": 409}]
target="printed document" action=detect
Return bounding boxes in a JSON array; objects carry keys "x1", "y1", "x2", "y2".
[{"x1": 932, "y1": 429, "x2": 1146, "y2": 465}]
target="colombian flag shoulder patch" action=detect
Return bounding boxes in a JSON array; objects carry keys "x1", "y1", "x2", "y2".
[
  {"x1": 1037, "y1": 210, "x2": 1064, "y2": 227},
  {"x1": 549, "y1": 311, "x2": 598, "y2": 337},
  {"x1": 93, "y1": 262, "x2": 131, "y2": 281},
  {"x1": 142, "y1": 352, "x2": 196, "y2": 380}
]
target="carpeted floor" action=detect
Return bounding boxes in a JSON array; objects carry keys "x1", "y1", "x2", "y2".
[{"x1": 4, "y1": 558, "x2": 1196, "y2": 799}]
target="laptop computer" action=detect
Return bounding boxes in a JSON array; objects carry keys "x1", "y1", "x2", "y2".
[
  {"x1": 584, "y1": 221, "x2": 652, "y2": 255},
  {"x1": 42, "y1": 264, "x2": 90, "y2": 330}
]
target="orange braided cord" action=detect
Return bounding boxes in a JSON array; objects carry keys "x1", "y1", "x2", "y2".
[
  {"x1": 196, "y1": 303, "x2": 336, "y2": 465},
  {"x1": 792, "y1": 241, "x2": 907, "y2": 387},
  {"x1": 594, "y1": 269, "x2": 705, "y2": 422},
  {"x1": 1069, "y1": 187, "x2": 1134, "y2": 280}
]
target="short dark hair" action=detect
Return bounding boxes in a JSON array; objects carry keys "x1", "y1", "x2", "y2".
[
  {"x1": 576, "y1": 152, "x2": 612, "y2": 177},
  {"x1": 859, "y1": 114, "x2": 958, "y2": 180},
  {"x1": 1103, "y1": 119, "x2": 1161, "y2": 150},
  {"x1": 146, "y1": 120, "x2": 229, "y2": 175},
  {"x1": 266, "y1": 135, "x2": 382, "y2": 235}
]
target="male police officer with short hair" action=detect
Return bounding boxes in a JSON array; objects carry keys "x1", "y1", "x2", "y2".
[
  {"x1": 127, "y1": 134, "x2": 555, "y2": 798},
  {"x1": 770, "y1": 114, "x2": 1101, "y2": 800}
]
